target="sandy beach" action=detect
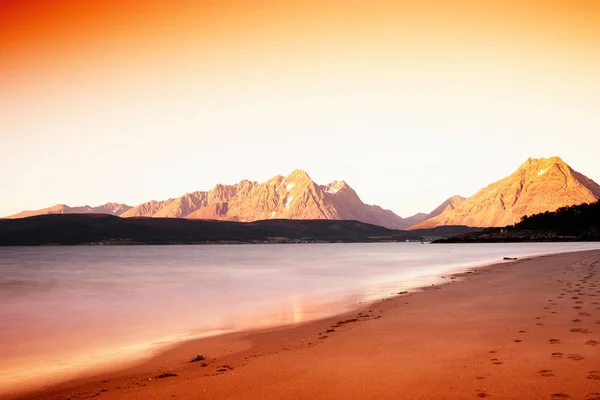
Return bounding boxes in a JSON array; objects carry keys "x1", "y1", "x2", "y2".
[{"x1": 7, "y1": 249, "x2": 600, "y2": 400}]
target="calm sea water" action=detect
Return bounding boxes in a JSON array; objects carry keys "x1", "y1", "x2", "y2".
[{"x1": 0, "y1": 242, "x2": 598, "y2": 394}]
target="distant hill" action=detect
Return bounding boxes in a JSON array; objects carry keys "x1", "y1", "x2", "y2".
[
  {"x1": 410, "y1": 157, "x2": 600, "y2": 229},
  {"x1": 7, "y1": 203, "x2": 132, "y2": 219},
  {"x1": 435, "y1": 201, "x2": 600, "y2": 243},
  {"x1": 0, "y1": 214, "x2": 480, "y2": 246}
]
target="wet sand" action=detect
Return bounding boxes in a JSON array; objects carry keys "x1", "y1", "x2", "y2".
[{"x1": 7, "y1": 250, "x2": 600, "y2": 400}]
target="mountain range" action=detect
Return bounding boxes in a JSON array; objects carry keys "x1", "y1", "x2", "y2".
[
  {"x1": 6, "y1": 157, "x2": 600, "y2": 230},
  {"x1": 6, "y1": 170, "x2": 454, "y2": 230}
]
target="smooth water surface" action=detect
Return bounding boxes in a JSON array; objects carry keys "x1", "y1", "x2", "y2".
[{"x1": 0, "y1": 242, "x2": 598, "y2": 393}]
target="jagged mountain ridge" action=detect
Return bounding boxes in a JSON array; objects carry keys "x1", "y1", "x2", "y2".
[
  {"x1": 409, "y1": 157, "x2": 600, "y2": 229},
  {"x1": 122, "y1": 169, "x2": 418, "y2": 229}
]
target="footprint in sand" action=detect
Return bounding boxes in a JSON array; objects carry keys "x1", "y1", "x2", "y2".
[
  {"x1": 586, "y1": 393, "x2": 600, "y2": 400},
  {"x1": 567, "y1": 354, "x2": 585, "y2": 361},
  {"x1": 587, "y1": 371, "x2": 600, "y2": 380},
  {"x1": 538, "y1": 369, "x2": 554, "y2": 377},
  {"x1": 549, "y1": 339, "x2": 561, "y2": 344},
  {"x1": 585, "y1": 340, "x2": 599, "y2": 346},
  {"x1": 216, "y1": 365, "x2": 234, "y2": 373},
  {"x1": 477, "y1": 392, "x2": 488, "y2": 398},
  {"x1": 551, "y1": 394, "x2": 570, "y2": 398},
  {"x1": 551, "y1": 352, "x2": 563, "y2": 359},
  {"x1": 570, "y1": 327, "x2": 592, "y2": 333},
  {"x1": 573, "y1": 306, "x2": 583, "y2": 309},
  {"x1": 579, "y1": 312, "x2": 593, "y2": 316}
]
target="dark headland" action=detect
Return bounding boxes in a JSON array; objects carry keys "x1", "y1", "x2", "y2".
[{"x1": 0, "y1": 214, "x2": 479, "y2": 246}]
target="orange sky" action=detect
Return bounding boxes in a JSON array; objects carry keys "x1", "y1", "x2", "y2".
[
  {"x1": 1, "y1": 1, "x2": 600, "y2": 216},
  {"x1": 3, "y1": 1, "x2": 600, "y2": 75},
  {"x1": 2, "y1": 0, "x2": 598, "y2": 88}
]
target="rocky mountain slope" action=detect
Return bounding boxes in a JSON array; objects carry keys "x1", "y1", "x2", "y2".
[
  {"x1": 409, "y1": 157, "x2": 600, "y2": 229},
  {"x1": 424, "y1": 195, "x2": 466, "y2": 219},
  {"x1": 436, "y1": 201, "x2": 600, "y2": 243}
]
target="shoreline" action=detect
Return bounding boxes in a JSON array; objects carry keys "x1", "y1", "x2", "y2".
[
  {"x1": 7, "y1": 248, "x2": 600, "y2": 399},
  {"x1": 0, "y1": 249, "x2": 564, "y2": 396},
  {"x1": 5, "y1": 238, "x2": 600, "y2": 247},
  {"x1": 2, "y1": 244, "x2": 595, "y2": 397}
]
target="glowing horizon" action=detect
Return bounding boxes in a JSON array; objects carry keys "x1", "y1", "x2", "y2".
[{"x1": 2, "y1": 0, "x2": 600, "y2": 217}]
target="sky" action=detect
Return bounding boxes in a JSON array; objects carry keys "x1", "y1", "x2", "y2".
[{"x1": 1, "y1": 0, "x2": 600, "y2": 217}]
